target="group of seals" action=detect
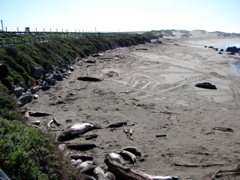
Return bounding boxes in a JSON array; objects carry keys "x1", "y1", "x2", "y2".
[
  {"x1": 57, "y1": 122, "x2": 178, "y2": 179},
  {"x1": 69, "y1": 146, "x2": 143, "y2": 180},
  {"x1": 71, "y1": 159, "x2": 116, "y2": 180}
]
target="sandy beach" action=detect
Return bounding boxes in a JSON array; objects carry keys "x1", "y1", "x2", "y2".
[{"x1": 24, "y1": 35, "x2": 240, "y2": 180}]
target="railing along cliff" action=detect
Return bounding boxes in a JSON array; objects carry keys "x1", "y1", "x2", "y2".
[{"x1": 0, "y1": 31, "x2": 105, "y2": 47}]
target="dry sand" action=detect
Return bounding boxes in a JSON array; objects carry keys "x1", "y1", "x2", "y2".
[{"x1": 24, "y1": 36, "x2": 240, "y2": 180}]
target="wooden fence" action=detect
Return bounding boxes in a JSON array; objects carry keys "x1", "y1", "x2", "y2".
[{"x1": 0, "y1": 31, "x2": 103, "y2": 47}]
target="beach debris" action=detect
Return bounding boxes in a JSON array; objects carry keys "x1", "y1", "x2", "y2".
[
  {"x1": 58, "y1": 123, "x2": 95, "y2": 141},
  {"x1": 29, "y1": 111, "x2": 51, "y2": 117},
  {"x1": 47, "y1": 118, "x2": 62, "y2": 130},
  {"x1": 52, "y1": 117, "x2": 61, "y2": 126},
  {"x1": 195, "y1": 82, "x2": 217, "y2": 89},
  {"x1": 212, "y1": 127, "x2": 234, "y2": 132},
  {"x1": 122, "y1": 146, "x2": 142, "y2": 157},
  {"x1": 123, "y1": 125, "x2": 134, "y2": 140},
  {"x1": 49, "y1": 100, "x2": 65, "y2": 105},
  {"x1": 104, "y1": 71, "x2": 119, "y2": 77},
  {"x1": 136, "y1": 48, "x2": 148, "y2": 51},
  {"x1": 211, "y1": 164, "x2": 240, "y2": 179},
  {"x1": 24, "y1": 111, "x2": 29, "y2": 119},
  {"x1": 85, "y1": 134, "x2": 98, "y2": 140},
  {"x1": 156, "y1": 134, "x2": 167, "y2": 138},
  {"x1": 70, "y1": 154, "x2": 94, "y2": 161},
  {"x1": 107, "y1": 121, "x2": 127, "y2": 128},
  {"x1": 77, "y1": 76, "x2": 102, "y2": 82},
  {"x1": 174, "y1": 162, "x2": 225, "y2": 168},
  {"x1": 66, "y1": 143, "x2": 97, "y2": 150}
]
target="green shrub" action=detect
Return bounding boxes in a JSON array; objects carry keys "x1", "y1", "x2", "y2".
[
  {"x1": 0, "y1": 117, "x2": 59, "y2": 179},
  {"x1": 0, "y1": 92, "x2": 77, "y2": 180}
]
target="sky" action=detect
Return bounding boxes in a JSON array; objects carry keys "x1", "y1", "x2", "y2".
[{"x1": 1, "y1": 0, "x2": 240, "y2": 33}]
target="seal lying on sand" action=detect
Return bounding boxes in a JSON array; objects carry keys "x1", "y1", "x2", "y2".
[
  {"x1": 119, "y1": 150, "x2": 137, "y2": 164},
  {"x1": 108, "y1": 153, "x2": 126, "y2": 165},
  {"x1": 77, "y1": 76, "x2": 102, "y2": 82},
  {"x1": 122, "y1": 146, "x2": 142, "y2": 157},
  {"x1": 58, "y1": 123, "x2": 94, "y2": 141},
  {"x1": 104, "y1": 171, "x2": 116, "y2": 180}
]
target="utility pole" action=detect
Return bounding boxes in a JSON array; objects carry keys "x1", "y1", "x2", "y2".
[{"x1": 1, "y1": 20, "x2": 3, "y2": 31}]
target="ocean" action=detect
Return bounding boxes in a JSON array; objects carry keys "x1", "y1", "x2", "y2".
[{"x1": 219, "y1": 41, "x2": 240, "y2": 50}]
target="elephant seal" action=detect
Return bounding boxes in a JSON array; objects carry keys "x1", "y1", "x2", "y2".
[
  {"x1": 71, "y1": 159, "x2": 83, "y2": 166},
  {"x1": 77, "y1": 76, "x2": 102, "y2": 82},
  {"x1": 58, "y1": 123, "x2": 94, "y2": 141},
  {"x1": 77, "y1": 161, "x2": 96, "y2": 171},
  {"x1": 104, "y1": 171, "x2": 116, "y2": 180},
  {"x1": 107, "y1": 122, "x2": 127, "y2": 128},
  {"x1": 122, "y1": 146, "x2": 142, "y2": 156},
  {"x1": 70, "y1": 154, "x2": 94, "y2": 161},
  {"x1": 80, "y1": 164, "x2": 98, "y2": 176},
  {"x1": 79, "y1": 173, "x2": 96, "y2": 180},
  {"x1": 148, "y1": 175, "x2": 179, "y2": 180},
  {"x1": 108, "y1": 153, "x2": 125, "y2": 165},
  {"x1": 93, "y1": 166, "x2": 105, "y2": 180},
  {"x1": 119, "y1": 150, "x2": 136, "y2": 164}
]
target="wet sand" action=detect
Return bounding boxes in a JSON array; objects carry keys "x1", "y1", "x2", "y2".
[{"x1": 25, "y1": 36, "x2": 240, "y2": 179}]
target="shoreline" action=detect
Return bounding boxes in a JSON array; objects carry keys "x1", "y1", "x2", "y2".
[{"x1": 24, "y1": 37, "x2": 240, "y2": 179}]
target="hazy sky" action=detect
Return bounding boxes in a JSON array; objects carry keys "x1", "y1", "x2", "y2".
[{"x1": 1, "y1": 0, "x2": 240, "y2": 33}]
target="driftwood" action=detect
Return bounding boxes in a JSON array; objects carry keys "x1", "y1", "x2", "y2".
[
  {"x1": 47, "y1": 118, "x2": 62, "y2": 131},
  {"x1": 52, "y1": 117, "x2": 61, "y2": 126},
  {"x1": 104, "y1": 157, "x2": 152, "y2": 180},
  {"x1": 136, "y1": 48, "x2": 148, "y2": 51},
  {"x1": 24, "y1": 111, "x2": 29, "y2": 119},
  {"x1": 156, "y1": 134, "x2": 167, "y2": 138},
  {"x1": 211, "y1": 164, "x2": 240, "y2": 179},
  {"x1": 212, "y1": 127, "x2": 233, "y2": 132},
  {"x1": 85, "y1": 134, "x2": 98, "y2": 140},
  {"x1": 174, "y1": 163, "x2": 225, "y2": 168},
  {"x1": 123, "y1": 125, "x2": 134, "y2": 140},
  {"x1": 47, "y1": 119, "x2": 54, "y2": 129}
]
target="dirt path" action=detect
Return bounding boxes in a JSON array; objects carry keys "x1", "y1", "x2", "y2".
[{"x1": 25, "y1": 37, "x2": 240, "y2": 179}]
